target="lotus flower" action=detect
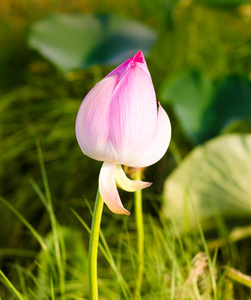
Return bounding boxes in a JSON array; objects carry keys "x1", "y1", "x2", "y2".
[{"x1": 76, "y1": 51, "x2": 171, "y2": 215}]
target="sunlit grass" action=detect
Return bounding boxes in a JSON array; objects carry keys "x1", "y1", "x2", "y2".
[
  {"x1": 1, "y1": 126, "x2": 250, "y2": 298},
  {"x1": 1, "y1": 151, "x2": 251, "y2": 299}
]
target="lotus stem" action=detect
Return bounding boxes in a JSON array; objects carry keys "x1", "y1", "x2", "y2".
[
  {"x1": 134, "y1": 169, "x2": 144, "y2": 299},
  {"x1": 88, "y1": 190, "x2": 104, "y2": 300}
]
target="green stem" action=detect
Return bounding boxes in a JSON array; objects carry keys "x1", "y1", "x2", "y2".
[
  {"x1": 88, "y1": 190, "x2": 104, "y2": 300},
  {"x1": 134, "y1": 170, "x2": 144, "y2": 299}
]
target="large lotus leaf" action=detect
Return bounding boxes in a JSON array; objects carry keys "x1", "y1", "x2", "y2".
[
  {"x1": 160, "y1": 71, "x2": 215, "y2": 143},
  {"x1": 209, "y1": 75, "x2": 251, "y2": 136},
  {"x1": 28, "y1": 13, "x2": 157, "y2": 73},
  {"x1": 163, "y1": 134, "x2": 251, "y2": 228},
  {"x1": 160, "y1": 72, "x2": 251, "y2": 144}
]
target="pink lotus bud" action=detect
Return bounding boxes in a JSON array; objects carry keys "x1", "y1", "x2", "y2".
[{"x1": 76, "y1": 51, "x2": 171, "y2": 215}]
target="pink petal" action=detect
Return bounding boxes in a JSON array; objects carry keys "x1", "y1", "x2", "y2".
[
  {"x1": 115, "y1": 164, "x2": 152, "y2": 192},
  {"x1": 99, "y1": 162, "x2": 130, "y2": 215},
  {"x1": 108, "y1": 65, "x2": 158, "y2": 164},
  {"x1": 76, "y1": 75, "x2": 119, "y2": 162},
  {"x1": 107, "y1": 50, "x2": 150, "y2": 81},
  {"x1": 127, "y1": 103, "x2": 171, "y2": 167}
]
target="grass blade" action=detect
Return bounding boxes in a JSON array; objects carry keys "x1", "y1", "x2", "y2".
[{"x1": 0, "y1": 270, "x2": 27, "y2": 300}]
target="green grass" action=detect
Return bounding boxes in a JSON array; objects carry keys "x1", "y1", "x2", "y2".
[{"x1": 1, "y1": 152, "x2": 251, "y2": 299}]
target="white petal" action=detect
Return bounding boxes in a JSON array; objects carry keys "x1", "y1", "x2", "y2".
[
  {"x1": 115, "y1": 165, "x2": 152, "y2": 192},
  {"x1": 99, "y1": 162, "x2": 130, "y2": 215},
  {"x1": 75, "y1": 75, "x2": 118, "y2": 162},
  {"x1": 127, "y1": 104, "x2": 171, "y2": 167}
]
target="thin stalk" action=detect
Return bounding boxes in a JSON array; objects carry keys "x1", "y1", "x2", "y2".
[
  {"x1": 72, "y1": 208, "x2": 132, "y2": 299},
  {"x1": 134, "y1": 169, "x2": 144, "y2": 299},
  {"x1": 36, "y1": 141, "x2": 65, "y2": 298},
  {"x1": 0, "y1": 270, "x2": 27, "y2": 300},
  {"x1": 88, "y1": 190, "x2": 104, "y2": 300}
]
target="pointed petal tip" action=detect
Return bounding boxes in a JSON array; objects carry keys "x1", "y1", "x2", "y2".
[
  {"x1": 115, "y1": 165, "x2": 152, "y2": 192},
  {"x1": 131, "y1": 50, "x2": 145, "y2": 64},
  {"x1": 139, "y1": 181, "x2": 152, "y2": 189},
  {"x1": 108, "y1": 205, "x2": 130, "y2": 215},
  {"x1": 123, "y1": 209, "x2": 131, "y2": 216}
]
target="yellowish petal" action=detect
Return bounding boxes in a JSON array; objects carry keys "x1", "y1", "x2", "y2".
[{"x1": 115, "y1": 164, "x2": 152, "y2": 192}]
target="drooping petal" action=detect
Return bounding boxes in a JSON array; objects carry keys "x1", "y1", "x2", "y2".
[
  {"x1": 127, "y1": 103, "x2": 171, "y2": 167},
  {"x1": 76, "y1": 74, "x2": 119, "y2": 162},
  {"x1": 99, "y1": 162, "x2": 130, "y2": 215},
  {"x1": 115, "y1": 164, "x2": 152, "y2": 192},
  {"x1": 108, "y1": 64, "x2": 158, "y2": 164}
]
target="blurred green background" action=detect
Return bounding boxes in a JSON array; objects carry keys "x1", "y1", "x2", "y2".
[{"x1": 0, "y1": 0, "x2": 251, "y2": 299}]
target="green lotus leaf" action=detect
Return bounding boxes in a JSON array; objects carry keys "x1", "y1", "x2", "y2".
[
  {"x1": 28, "y1": 13, "x2": 157, "y2": 73},
  {"x1": 163, "y1": 134, "x2": 251, "y2": 229}
]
